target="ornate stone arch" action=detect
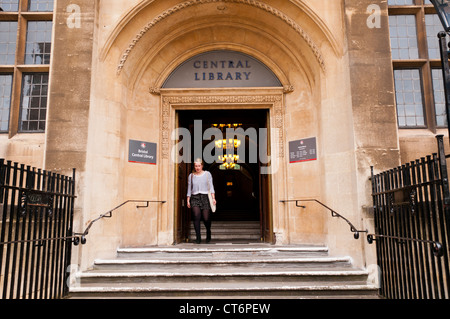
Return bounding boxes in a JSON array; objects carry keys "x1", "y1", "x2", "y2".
[{"x1": 110, "y1": 0, "x2": 329, "y2": 75}]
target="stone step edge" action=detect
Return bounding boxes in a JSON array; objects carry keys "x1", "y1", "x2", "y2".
[
  {"x1": 117, "y1": 246, "x2": 329, "y2": 254},
  {"x1": 188, "y1": 228, "x2": 260, "y2": 231},
  {"x1": 77, "y1": 269, "x2": 369, "y2": 279},
  {"x1": 190, "y1": 222, "x2": 260, "y2": 225},
  {"x1": 189, "y1": 226, "x2": 260, "y2": 229},
  {"x1": 94, "y1": 256, "x2": 351, "y2": 265},
  {"x1": 188, "y1": 232, "x2": 260, "y2": 235},
  {"x1": 70, "y1": 284, "x2": 378, "y2": 294},
  {"x1": 188, "y1": 235, "x2": 261, "y2": 238}
]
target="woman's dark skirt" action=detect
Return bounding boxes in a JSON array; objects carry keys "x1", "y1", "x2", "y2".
[{"x1": 190, "y1": 193, "x2": 211, "y2": 211}]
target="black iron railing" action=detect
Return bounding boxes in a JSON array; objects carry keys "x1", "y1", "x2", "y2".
[
  {"x1": 0, "y1": 160, "x2": 76, "y2": 299},
  {"x1": 280, "y1": 199, "x2": 367, "y2": 239},
  {"x1": 0, "y1": 159, "x2": 166, "y2": 299},
  {"x1": 75, "y1": 199, "x2": 166, "y2": 244},
  {"x1": 370, "y1": 135, "x2": 450, "y2": 299},
  {"x1": 366, "y1": 233, "x2": 444, "y2": 257}
]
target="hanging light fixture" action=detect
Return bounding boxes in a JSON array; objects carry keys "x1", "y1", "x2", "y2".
[{"x1": 213, "y1": 123, "x2": 242, "y2": 169}]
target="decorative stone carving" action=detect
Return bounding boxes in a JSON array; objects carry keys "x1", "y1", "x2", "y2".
[
  {"x1": 149, "y1": 87, "x2": 161, "y2": 95},
  {"x1": 283, "y1": 85, "x2": 294, "y2": 94},
  {"x1": 117, "y1": 0, "x2": 326, "y2": 75}
]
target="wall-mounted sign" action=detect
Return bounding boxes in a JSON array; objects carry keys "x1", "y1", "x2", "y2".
[
  {"x1": 128, "y1": 140, "x2": 157, "y2": 165},
  {"x1": 162, "y1": 50, "x2": 282, "y2": 88},
  {"x1": 289, "y1": 137, "x2": 317, "y2": 163},
  {"x1": 19, "y1": 190, "x2": 53, "y2": 216}
]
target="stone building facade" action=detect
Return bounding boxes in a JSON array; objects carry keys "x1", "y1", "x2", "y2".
[{"x1": 1, "y1": 0, "x2": 448, "y2": 271}]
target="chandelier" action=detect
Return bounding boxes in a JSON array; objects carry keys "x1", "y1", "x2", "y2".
[
  {"x1": 214, "y1": 138, "x2": 241, "y2": 149},
  {"x1": 212, "y1": 123, "x2": 242, "y2": 170}
]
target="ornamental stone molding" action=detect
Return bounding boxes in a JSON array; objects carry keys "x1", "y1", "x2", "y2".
[
  {"x1": 150, "y1": 86, "x2": 294, "y2": 95},
  {"x1": 116, "y1": 0, "x2": 326, "y2": 75},
  {"x1": 160, "y1": 94, "x2": 285, "y2": 160}
]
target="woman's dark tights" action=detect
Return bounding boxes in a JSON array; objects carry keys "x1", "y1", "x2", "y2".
[{"x1": 192, "y1": 206, "x2": 211, "y2": 241}]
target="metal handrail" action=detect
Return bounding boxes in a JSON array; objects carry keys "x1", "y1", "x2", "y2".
[
  {"x1": 0, "y1": 200, "x2": 166, "y2": 247},
  {"x1": 366, "y1": 233, "x2": 444, "y2": 258},
  {"x1": 0, "y1": 235, "x2": 81, "y2": 246},
  {"x1": 75, "y1": 200, "x2": 166, "y2": 244},
  {"x1": 280, "y1": 199, "x2": 368, "y2": 239}
]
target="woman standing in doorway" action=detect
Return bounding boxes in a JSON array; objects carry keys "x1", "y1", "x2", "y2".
[{"x1": 187, "y1": 158, "x2": 216, "y2": 244}]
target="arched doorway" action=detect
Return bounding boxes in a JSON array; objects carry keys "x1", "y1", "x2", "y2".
[
  {"x1": 77, "y1": 0, "x2": 342, "y2": 262},
  {"x1": 165, "y1": 50, "x2": 282, "y2": 244},
  {"x1": 175, "y1": 108, "x2": 272, "y2": 243}
]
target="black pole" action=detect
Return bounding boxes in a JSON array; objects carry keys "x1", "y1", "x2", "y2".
[
  {"x1": 438, "y1": 31, "x2": 450, "y2": 144},
  {"x1": 437, "y1": 134, "x2": 450, "y2": 206}
]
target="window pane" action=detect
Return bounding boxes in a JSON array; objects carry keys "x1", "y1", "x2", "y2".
[
  {"x1": 28, "y1": 0, "x2": 54, "y2": 12},
  {"x1": 394, "y1": 69, "x2": 425, "y2": 127},
  {"x1": 424, "y1": 0, "x2": 432, "y2": 4},
  {"x1": 388, "y1": 0, "x2": 414, "y2": 5},
  {"x1": 0, "y1": 21, "x2": 18, "y2": 65},
  {"x1": 24, "y1": 21, "x2": 53, "y2": 65},
  {"x1": 0, "y1": 74, "x2": 12, "y2": 132},
  {"x1": 389, "y1": 15, "x2": 419, "y2": 60},
  {"x1": 431, "y1": 69, "x2": 448, "y2": 127},
  {"x1": 425, "y1": 14, "x2": 446, "y2": 59},
  {"x1": 0, "y1": 0, "x2": 19, "y2": 11},
  {"x1": 20, "y1": 73, "x2": 48, "y2": 132}
]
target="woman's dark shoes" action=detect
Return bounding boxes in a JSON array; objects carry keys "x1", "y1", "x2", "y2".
[
  {"x1": 195, "y1": 236, "x2": 201, "y2": 244},
  {"x1": 206, "y1": 230, "x2": 211, "y2": 243}
]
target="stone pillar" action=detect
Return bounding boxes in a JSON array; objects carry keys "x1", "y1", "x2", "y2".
[
  {"x1": 44, "y1": 1, "x2": 96, "y2": 269},
  {"x1": 344, "y1": 0, "x2": 401, "y2": 267},
  {"x1": 45, "y1": 1, "x2": 95, "y2": 174}
]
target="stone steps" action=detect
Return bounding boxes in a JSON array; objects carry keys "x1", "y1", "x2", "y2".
[
  {"x1": 188, "y1": 220, "x2": 261, "y2": 242},
  {"x1": 69, "y1": 284, "x2": 377, "y2": 298},
  {"x1": 90, "y1": 256, "x2": 353, "y2": 271},
  {"x1": 116, "y1": 245, "x2": 329, "y2": 258},
  {"x1": 68, "y1": 244, "x2": 379, "y2": 299},
  {"x1": 76, "y1": 270, "x2": 370, "y2": 286}
]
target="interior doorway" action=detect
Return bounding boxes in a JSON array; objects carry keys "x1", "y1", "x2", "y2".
[{"x1": 175, "y1": 109, "x2": 273, "y2": 244}]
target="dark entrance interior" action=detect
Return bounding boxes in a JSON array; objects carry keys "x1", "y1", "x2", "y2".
[{"x1": 175, "y1": 109, "x2": 272, "y2": 243}]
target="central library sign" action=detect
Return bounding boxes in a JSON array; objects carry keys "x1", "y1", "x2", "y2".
[{"x1": 162, "y1": 50, "x2": 282, "y2": 88}]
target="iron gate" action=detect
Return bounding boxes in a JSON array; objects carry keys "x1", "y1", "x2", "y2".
[
  {"x1": 0, "y1": 159, "x2": 77, "y2": 299},
  {"x1": 370, "y1": 135, "x2": 450, "y2": 299}
]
